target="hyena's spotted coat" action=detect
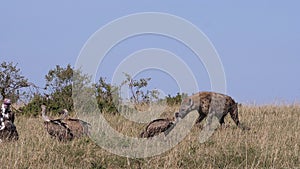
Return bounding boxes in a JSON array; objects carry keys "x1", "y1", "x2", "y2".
[{"x1": 177, "y1": 91, "x2": 249, "y2": 130}]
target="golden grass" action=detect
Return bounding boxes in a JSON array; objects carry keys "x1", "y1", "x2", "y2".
[{"x1": 0, "y1": 104, "x2": 299, "y2": 169}]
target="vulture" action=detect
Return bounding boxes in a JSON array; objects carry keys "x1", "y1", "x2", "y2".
[
  {"x1": 41, "y1": 105, "x2": 74, "y2": 141},
  {"x1": 1, "y1": 98, "x2": 15, "y2": 123},
  {"x1": 59, "y1": 109, "x2": 90, "y2": 137},
  {"x1": 140, "y1": 112, "x2": 180, "y2": 138},
  {"x1": 0, "y1": 120, "x2": 19, "y2": 142},
  {"x1": 0, "y1": 99, "x2": 18, "y2": 141}
]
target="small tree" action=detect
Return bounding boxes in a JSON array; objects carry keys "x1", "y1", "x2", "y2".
[
  {"x1": 44, "y1": 64, "x2": 74, "y2": 112},
  {"x1": 165, "y1": 92, "x2": 188, "y2": 106},
  {"x1": 20, "y1": 94, "x2": 47, "y2": 117},
  {"x1": 121, "y1": 73, "x2": 159, "y2": 105},
  {"x1": 0, "y1": 61, "x2": 29, "y2": 102},
  {"x1": 21, "y1": 65, "x2": 92, "y2": 116},
  {"x1": 94, "y1": 77, "x2": 119, "y2": 113}
]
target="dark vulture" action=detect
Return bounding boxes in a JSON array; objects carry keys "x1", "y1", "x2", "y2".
[
  {"x1": 140, "y1": 112, "x2": 180, "y2": 138},
  {"x1": 41, "y1": 105, "x2": 74, "y2": 141},
  {"x1": 0, "y1": 120, "x2": 19, "y2": 142},
  {"x1": 59, "y1": 109, "x2": 90, "y2": 137},
  {"x1": 0, "y1": 99, "x2": 18, "y2": 141}
]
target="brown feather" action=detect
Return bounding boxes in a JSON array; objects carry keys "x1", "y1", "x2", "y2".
[
  {"x1": 62, "y1": 118, "x2": 90, "y2": 137},
  {"x1": 140, "y1": 119, "x2": 174, "y2": 138},
  {"x1": 41, "y1": 105, "x2": 74, "y2": 141},
  {"x1": 41, "y1": 106, "x2": 90, "y2": 141},
  {"x1": 43, "y1": 120, "x2": 74, "y2": 141}
]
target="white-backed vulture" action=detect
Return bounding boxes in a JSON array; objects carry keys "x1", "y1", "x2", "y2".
[
  {"x1": 41, "y1": 105, "x2": 74, "y2": 141},
  {"x1": 60, "y1": 109, "x2": 90, "y2": 137},
  {"x1": 140, "y1": 112, "x2": 180, "y2": 138},
  {"x1": 0, "y1": 99, "x2": 18, "y2": 141}
]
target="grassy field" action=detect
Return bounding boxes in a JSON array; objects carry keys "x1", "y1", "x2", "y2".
[{"x1": 0, "y1": 104, "x2": 299, "y2": 169}]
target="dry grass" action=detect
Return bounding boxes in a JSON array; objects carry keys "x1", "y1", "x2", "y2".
[{"x1": 0, "y1": 104, "x2": 299, "y2": 169}]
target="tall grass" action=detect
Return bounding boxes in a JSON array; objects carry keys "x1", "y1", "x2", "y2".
[{"x1": 0, "y1": 104, "x2": 299, "y2": 168}]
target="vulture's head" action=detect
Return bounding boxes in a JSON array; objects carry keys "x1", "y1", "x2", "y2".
[
  {"x1": 41, "y1": 105, "x2": 50, "y2": 122},
  {"x1": 59, "y1": 109, "x2": 69, "y2": 119}
]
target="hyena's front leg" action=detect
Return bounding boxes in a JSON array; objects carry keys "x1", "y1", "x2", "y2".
[
  {"x1": 195, "y1": 113, "x2": 207, "y2": 129},
  {"x1": 195, "y1": 113, "x2": 206, "y2": 124}
]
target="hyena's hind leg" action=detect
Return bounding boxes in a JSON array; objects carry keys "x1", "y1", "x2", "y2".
[
  {"x1": 229, "y1": 103, "x2": 250, "y2": 130},
  {"x1": 219, "y1": 114, "x2": 226, "y2": 125},
  {"x1": 218, "y1": 114, "x2": 230, "y2": 129}
]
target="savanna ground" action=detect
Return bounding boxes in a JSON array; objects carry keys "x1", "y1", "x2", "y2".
[{"x1": 0, "y1": 104, "x2": 299, "y2": 169}]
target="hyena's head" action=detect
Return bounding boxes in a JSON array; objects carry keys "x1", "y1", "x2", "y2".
[{"x1": 177, "y1": 98, "x2": 194, "y2": 119}]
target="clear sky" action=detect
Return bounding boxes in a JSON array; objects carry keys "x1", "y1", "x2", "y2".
[{"x1": 1, "y1": 1, "x2": 299, "y2": 104}]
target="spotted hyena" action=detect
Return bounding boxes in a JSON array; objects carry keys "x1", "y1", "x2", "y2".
[{"x1": 177, "y1": 91, "x2": 249, "y2": 130}]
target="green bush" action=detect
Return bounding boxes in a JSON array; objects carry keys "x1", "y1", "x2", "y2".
[{"x1": 165, "y1": 92, "x2": 187, "y2": 106}]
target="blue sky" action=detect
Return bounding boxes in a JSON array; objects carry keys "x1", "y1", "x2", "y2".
[{"x1": 1, "y1": 1, "x2": 299, "y2": 104}]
